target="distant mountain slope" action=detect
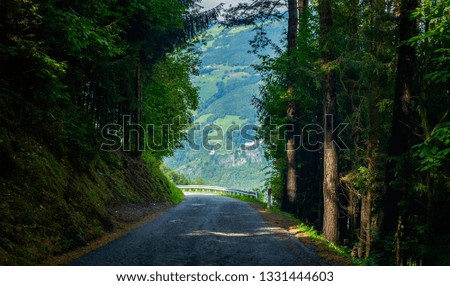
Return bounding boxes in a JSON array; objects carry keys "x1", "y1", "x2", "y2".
[{"x1": 164, "y1": 23, "x2": 284, "y2": 190}]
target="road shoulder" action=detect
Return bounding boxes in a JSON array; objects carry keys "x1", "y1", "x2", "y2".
[{"x1": 249, "y1": 203, "x2": 353, "y2": 266}]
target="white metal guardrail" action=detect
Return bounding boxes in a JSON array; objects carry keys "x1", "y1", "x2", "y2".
[{"x1": 177, "y1": 185, "x2": 259, "y2": 199}]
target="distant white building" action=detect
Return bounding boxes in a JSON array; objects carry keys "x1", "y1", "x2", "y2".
[{"x1": 242, "y1": 140, "x2": 259, "y2": 150}]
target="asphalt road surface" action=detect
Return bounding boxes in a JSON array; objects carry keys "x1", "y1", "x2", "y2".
[{"x1": 71, "y1": 193, "x2": 325, "y2": 266}]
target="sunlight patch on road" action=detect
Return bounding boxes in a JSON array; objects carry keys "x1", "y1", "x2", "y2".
[{"x1": 184, "y1": 227, "x2": 284, "y2": 237}]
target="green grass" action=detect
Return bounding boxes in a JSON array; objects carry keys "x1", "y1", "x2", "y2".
[
  {"x1": 169, "y1": 183, "x2": 185, "y2": 204},
  {"x1": 192, "y1": 64, "x2": 255, "y2": 103},
  {"x1": 214, "y1": 115, "x2": 247, "y2": 131},
  {"x1": 194, "y1": 113, "x2": 213, "y2": 124},
  {"x1": 201, "y1": 39, "x2": 215, "y2": 51},
  {"x1": 228, "y1": 26, "x2": 253, "y2": 35},
  {"x1": 228, "y1": 71, "x2": 251, "y2": 78},
  {"x1": 192, "y1": 76, "x2": 218, "y2": 101},
  {"x1": 271, "y1": 208, "x2": 357, "y2": 263},
  {"x1": 224, "y1": 194, "x2": 265, "y2": 206},
  {"x1": 206, "y1": 25, "x2": 225, "y2": 37}
]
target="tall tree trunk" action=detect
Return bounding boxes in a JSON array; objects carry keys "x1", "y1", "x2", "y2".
[
  {"x1": 298, "y1": 0, "x2": 308, "y2": 15},
  {"x1": 134, "y1": 61, "x2": 143, "y2": 157},
  {"x1": 283, "y1": 0, "x2": 310, "y2": 215},
  {"x1": 283, "y1": 0, "x2": 299, "y2": 214},
  {"x1": 341, "y1": 0, "x2": 361, "y2": 245},
  {"x1": 419, "y1": 14, "x2": 433, "y2": 239},
  {"x1": 359, "y1": 0, "x2": 385, "y2": 259},
  {"x1": 380, "y1": 0, "x2": 418, "y2": 264},
  {"x1": 319, "y1": 0, "x2": 339, "y2": 243},
  {"x1": 287, "y1": 0, "x2": 299, "y2": 52}
]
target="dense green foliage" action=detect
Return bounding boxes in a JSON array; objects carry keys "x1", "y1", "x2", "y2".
[
  {"x1": 0, "y1": 0, "x2": 217, "y2": 264},
  {"x1": 0, "y1": 0, "x2": 219, "y2": 161},
  {"x1": 226, "y1": 0, "x2": 450, "y2": 265}
]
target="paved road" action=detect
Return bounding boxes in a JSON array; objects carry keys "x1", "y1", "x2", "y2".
[{"x1": 71, "y1": 193, "x2": 324, "y2": 266}]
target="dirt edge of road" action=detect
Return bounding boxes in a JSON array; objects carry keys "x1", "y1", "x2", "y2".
[
  {"x1": 42, "y1": 203, "x2": 174, "y2": 266},
  {"x1": 250, "y1": 204, "x2": 353, "y2": 266}
]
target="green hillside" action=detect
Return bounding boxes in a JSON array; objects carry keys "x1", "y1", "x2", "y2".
[{"x1": 164, "y1": 23, "x2": 284, "y2": 190}]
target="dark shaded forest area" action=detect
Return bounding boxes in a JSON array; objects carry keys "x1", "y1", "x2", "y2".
[
  {"x1": 224, "y1": 0, "x2": 449, "y2": 265},
  {"x1": 0, "y1": 0, "x2": 218, "y2": 264}
]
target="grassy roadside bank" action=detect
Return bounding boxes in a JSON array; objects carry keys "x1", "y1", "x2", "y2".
[{"x1": 0, "y1": 131, "x2": 184, "y2": 265}]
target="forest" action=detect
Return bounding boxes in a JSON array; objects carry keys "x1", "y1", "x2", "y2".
[
  {"x1": 0, "y1": 0, "x2": 219, "y2": 264},
  {"x1": 223, "y1": 0, "x2": 449, "y2": 265},
  {"x1": 0, "y1": 0, "x2": 449, "y2": 266}
]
